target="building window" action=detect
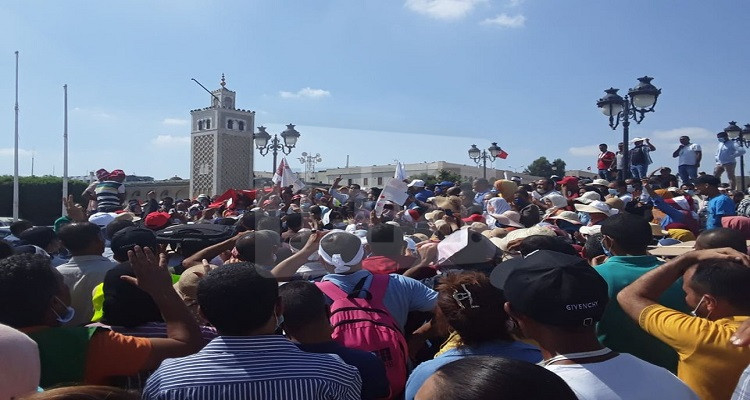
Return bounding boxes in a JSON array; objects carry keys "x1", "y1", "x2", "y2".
[
  {"x1": 197, "y1": 120, "x2": 204, "y2": 130},
  {"x1": 238, "y1": 121, "x2": 245, "y2": 131},
  {"x1": 377, "y1": 177, "x2": 383, "y2": 185},
  {"x1": 363, "y1": 178, "x2": 369, "y2": 186},
  {"x1": 205, "y1": 119, "x2": 211, "y2": 129},
  {"x1": 227, "y1": 119, "x2": 234, "y2": 129}
]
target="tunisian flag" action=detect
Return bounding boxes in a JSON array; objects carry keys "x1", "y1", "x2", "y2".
[
  {"x1": 497, "y1": 148, "x2": 509, "y2": 159},
  {"x1": 272, "y1": 158, "x2": 305, "y2": 192}
]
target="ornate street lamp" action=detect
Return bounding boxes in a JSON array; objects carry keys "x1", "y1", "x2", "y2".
[
  {"x1": 724, "y1": 121, "x2": 750, "y2": 193},
  {"x1": 468, "y1": 142, "x2": 502, "y2": 179},
  {"x1": 298, "y1": 152, "x2": 322, "y2": 182},
  {"x1": 597, "y1": 76, "x2": 661, "y2": 179},
  {"x1": 254, "y1": 124, "x2": 300, "y2": 173}
]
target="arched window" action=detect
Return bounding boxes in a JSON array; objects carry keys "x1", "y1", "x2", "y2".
[
  {"x1": 205, "y1": 119, "x2": 211, "y2": 129},
  {"x1": 197, "y1": 120, "x2": 204, "y2": 130},
  {"x1": 238, "y1": 121, "x2": 245, "y2": 131},
  {"x1": 227, "y1": 119, "x2": 234, "y2": 129}
]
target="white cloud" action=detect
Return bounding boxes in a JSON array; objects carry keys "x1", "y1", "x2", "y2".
[
  {"x1": 162, "y1": 118, "x2": 189, "y2": 126},
  {"x1": 568, "y1": 145, "x2": 600, "y2": 157},
  {"x1": 404, "y1": 0, "x2": 486, "y2": 20},
  {"x1": 481, "y1": 13, "x2": 526, "y2": 28},
  {"x1": 279, "y1": 87, "x2": 331, "y2": 99},
  {"x1": 0, "y1": 148, "x2": 32, "y2": 157},
  {"x1": 651, "y1": 127, "x2": 713, "y2": 141},
  {"x1": 151, "y1": 135, "x2": 190, "y2": 147},
  {"x1": 507, "y1": 0, "x2": 525, "y2": 7}
]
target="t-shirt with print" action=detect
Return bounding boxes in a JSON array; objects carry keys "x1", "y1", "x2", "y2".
[{"x1": 638, "y1": 304, "x2": 750, "y2": 400}]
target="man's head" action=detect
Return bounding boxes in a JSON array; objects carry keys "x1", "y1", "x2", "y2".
[
  {"x1": 695, "y1": 174, "x2": 721, "y2": 196},
  {"x1": 634, "y1": 139, "x2": 644, "y2": 146},
  {"x1": 102, "y1": 262, "x2": 163, "y2": 327},
  {"x1": 718, "y1": 131, "x2": 729, "y2": 142},
  {"x1": 57, "y1": 222, "x2": 105, "y2": 256},
  {"x1": 491, "y1": 250, "x2": 609, "y2": 336},
  {"x1": 472, "y1": 178, "x2": 489, "y2": 193},
  {"x1": 695, "y1": 228, "x2": 747, "y2": 253},
  {"x1": 19, "y1": 227, "x2": 61, "y2": 254},
  {"x1": 534, "y1": 179, "x2": 553, "y2": 194},
  {"x1": 278, "y1": 280, "x2": 329, "y2": 340},
  {"x1": 366, "y1": 223, "x2": 405, "y2": 257},
  {"x1": 9, "y1": 220, "x2": 32, "y2": 237},
  {"x1": 683, "y1": 260, "x2": 750, "y2": 319},
  {"x1": 599, "y1": 143, "x2": 608, "y2": 152},
  {"x1": 318, "y1": 231, "x2": 365, "y2": 274},
  {"x1": 659, "y1": 167, "x2": 672, "y2": 175},
  {"x1": 197, "y1": 263, "x2": 279, "y2": 336},
  {"x1": 0, "y1": 254, "x2": 67, "y2": 328},
  {"x1": 680, "y1": 136, "x2": 691, "y2": 145},
  {"x1": 618, "y1": 142, "x2": 624, "y2": 151},
  {"x1": 234, "y1": 230, "x2": 281, "y2": 266},
  {"x1": 110, "y1": 227, "x2": 158, "y2": 262},
  {"x1": 600, "y1": 213, "x2": 652, "y2": 255}
]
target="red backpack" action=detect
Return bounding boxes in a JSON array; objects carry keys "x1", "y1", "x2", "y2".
[{"x1": 316, "y1": 274, "x2": 409, "y2": 399}]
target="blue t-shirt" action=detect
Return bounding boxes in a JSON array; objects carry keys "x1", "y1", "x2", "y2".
[
  {"x1": 404, "y1": 340, "x2": 542, "y2": 400},
  {"x1": 706, "y1": 194, "x2": 736, "y2": 230},
  {"x1": 297, "y1": 341, "x2": 389, "y2": 400},
  {"x1": 320, "y1": 270, "x2": 438, "y2": 330}
]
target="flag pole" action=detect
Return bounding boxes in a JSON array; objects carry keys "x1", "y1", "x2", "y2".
[
  {"x1": 62, "y1": 84, "x2": 69, "y2": 216},
  {"x1": 12, "y1": 51, "x2": 19, "y2": 221}
]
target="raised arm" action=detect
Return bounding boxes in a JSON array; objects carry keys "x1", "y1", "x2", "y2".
[{"x1": 182, "y1": 231, "x2": 245, "y2": 269}]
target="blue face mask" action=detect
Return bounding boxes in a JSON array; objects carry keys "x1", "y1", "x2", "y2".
[
  {"x1": 608, "y1": 188, "x2": 618, "y2": 196},
  {"x1": 52, "y1": 296, "x2": 75, "y2": 324},
  {"x1": 577, "y1": 212, "x2": 591, "y2": 226},
  {"x1": 600, "y1": 240, "x2": 612, "y2": 257}
]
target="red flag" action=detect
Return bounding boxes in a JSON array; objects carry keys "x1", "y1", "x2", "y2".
[{"x1": 498, "y1": 149, "x2": 508, "y2": 159}]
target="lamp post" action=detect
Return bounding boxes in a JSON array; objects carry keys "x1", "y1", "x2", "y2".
[
  {"x1": 297, "y1": 152, "x2": 322, "y2": 182},
  {"x1": 254, "y1": 124, "x2": 300, "y2": 173},
  {"x1": 724, "y1": 121, "x2": 750, "y2": 193},
  {"x1": 468, "y1": 142, "x2": 502, "y2": 179},
  {"x1": 596, "y1": 76, "x2": 661, "y2": 179}
]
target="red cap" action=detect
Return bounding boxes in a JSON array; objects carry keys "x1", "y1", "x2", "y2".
[
  {"x1": 461, "y1": 214, "x2": 484, "y2": 223},
  {"x1": 144, "y1": 212, "x2": 170, "y2": 230}
]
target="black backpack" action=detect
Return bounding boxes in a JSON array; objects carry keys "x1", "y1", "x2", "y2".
[{"x1": 155, "y1": 223, "x2": 235, "y2": 247}]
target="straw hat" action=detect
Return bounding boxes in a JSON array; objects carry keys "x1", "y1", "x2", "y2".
[
  {"x1": 574, "y1": 201, "x2": 618, "y2": 216},
  {"x1": 575, "y1": 191, "x2": 602, "y2": 205}
]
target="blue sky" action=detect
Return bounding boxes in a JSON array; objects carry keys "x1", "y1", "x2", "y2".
[{"x1": 1, "y1": 0, "x2": 749, "y2": 180}]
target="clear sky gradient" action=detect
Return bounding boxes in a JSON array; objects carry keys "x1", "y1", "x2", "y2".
[{"x1": 1, "y1": 0, "x2": 749, "y2": 179}]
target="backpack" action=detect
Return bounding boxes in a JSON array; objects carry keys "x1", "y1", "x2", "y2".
[
  {"x1": 629, "y1": 146, "x2": 646, "y2": 165},
  {"x1": 316, "y1": 274, "x2": 408, "y2": 399}
]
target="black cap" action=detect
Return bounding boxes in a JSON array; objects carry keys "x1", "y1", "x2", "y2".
[
  {"x1": 695, "y1": 174, "x2": 721, "y2": 186},
  {"x1": 490, "y1": 250, "x2": 609, "y2": 327},
  {"x1": 102, "y1": 262, "x2": 163, "y2": 327},
  {"x1": 18, "y1": 226, "x2": 56, "y2": 249},
  {"x1": 110, "y1": 227, "x2": 158, "y2": 261}
]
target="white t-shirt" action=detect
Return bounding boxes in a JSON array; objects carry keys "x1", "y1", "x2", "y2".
[
  {"x1": 678, "y1": 143, "x2": 702, "y2": 166},
  {"x1": 545, "y1": 353, "x2": 698, "y2": 400}
]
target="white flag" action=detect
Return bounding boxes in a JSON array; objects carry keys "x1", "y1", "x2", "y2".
[
  {"x1": 273, "y1": 158, "x2": 305, "y2": 192},
  {"x1": 394, "y1": 161, "x2": 406, "y2": 181},
  {"x1": 374, "y1": 178, "x2": 409, "y2": 217}
]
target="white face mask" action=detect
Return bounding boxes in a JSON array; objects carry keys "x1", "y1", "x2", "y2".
[
  {"x1": 52, "y1": 296, "x2": 75, "y2": 324},
  {"x1": 626, "y1": 185, "x2": 635, "y2": 193}
]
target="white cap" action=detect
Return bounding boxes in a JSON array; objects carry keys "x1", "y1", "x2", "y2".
[{"x1": 407, "y1": 179, "x2": 426, "y2": 188}]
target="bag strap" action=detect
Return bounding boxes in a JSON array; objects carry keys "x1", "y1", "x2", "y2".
[
  {"x1": 315, "y1": 280, "x2": 349, "y2": 301},
  {"x1": 367, "y1": 274, "x2": 390, "y2": 307}
]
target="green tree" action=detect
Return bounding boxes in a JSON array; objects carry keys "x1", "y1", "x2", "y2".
[
  {"x1": 436, "y1": 169, "x2": 462, "y2": 185},
  {"x1": 0, "y1": 175, "x2": 88, "y2": 225},
  {"x1": 409, "y1": 172, "x2": 437, "y2": 186},
  {"x1": 551, "y1": 158, "x2": 567, "y2": 176},
  {"x1": 524, "y1": 157, "x2": 554, "y2": 178}
]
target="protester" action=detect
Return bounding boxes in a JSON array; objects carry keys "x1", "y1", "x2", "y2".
[
  {"x1": 629, "y1": 138, "x2": 656, "y2": 179},
  {"x1": 597, "y1": 143, "x2": 616, "y2": 180},
  {"x1": 56, "y1": 222, "x2": 116, "y2": 326},
  {"x1": 695, "y1": 227, "x2": 748, "y2": 253},
  {"x1": 674, "y1": 135, "x2": 702, "y2": 184},
  {"x1": 279, "y1": 281, "x2": 389, "y2": 400},
  {"x1": 696, "y1": 174, "x2": 736, "y2": 230},
  {"x1": 363, "y1": 223, "x2": 416, "y2": 274},
  {"x1": 618, "y1": 248, "x2": 750, "y2": 400},
  {"x1": 611, "y1": 142, "x2": 626, "y2": 181},
  {"x1": 716, "y1": 131, "x2": 746, "y2": 191},
  {"x1": 404, "y1": 271, "x2": 541, "y2": 400},
  {"x1": 594, "y1": 213, "x2": 688, "y2": 372},
  {"x1": 649, "y1": 167, "x2": 678, "y2": 188},
  {"x1": 413, "y1": 356, "x2": 578, "y2": 400},
  {"x1": 492, "y1": 250, "x2": 698, "y2": 399}
]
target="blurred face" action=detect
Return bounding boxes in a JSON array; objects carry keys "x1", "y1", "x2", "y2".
[
  {"x1": 680, "y1": 137, "x2": 690, "y2": 145},
  {"x1": 599, "y1": 144, "x2": 607, "y2": 152}
]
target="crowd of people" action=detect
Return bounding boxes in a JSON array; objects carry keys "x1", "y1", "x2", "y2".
[{"x1": 2, "y1": 163, "x2": 750, "y2": 400}]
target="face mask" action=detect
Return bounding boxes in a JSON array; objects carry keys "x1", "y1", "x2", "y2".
[
  {"x1": 333, "y1": 222, "x2": 347, "y2": 229},
  {"x1": 690, "y1": 295, "x2": 708, "y2": 318},
  {"x1": 52, "y1": 296, "x2": 75, "y2": 324},
  {"x1": 608, "y1": 188, "x2": 618, "y2": 196},
  {"x1": 514, "y1": 198, "x2": 527, "y2": 207},
  {"x1": 363, "y1": 201, "x2": 376, "y2": 210},
  {"x1": 536, "y1": 188, "x2": 547, "y2": 195},
  {"x1": 626, "y1": 185, "x2": 635, "y2": 193},
  {"x1": 275, "y1": 313, "x2": 285, "y2": 330},
  {"x1": 577, "y1": 212, "x2": 591, "y2": 226},
  {"x1": 686, "y1": 190, "x2": 695, "y2": 196},
  {"x1": 600, "y1": 239, "x2": 612, "y2": 257},
  {"x1": 719, "y1": 137, "x2": 728, "y2": 143}
]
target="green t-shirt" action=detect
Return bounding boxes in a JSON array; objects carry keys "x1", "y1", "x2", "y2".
[
  {"x1": 27, "y1": 327, "x2": 97, "y2": 388},
  {"x1": 595, "y1": 255, "x2": 688, "y2": 373}
]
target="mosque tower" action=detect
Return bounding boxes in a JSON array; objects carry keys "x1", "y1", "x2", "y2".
[{"x1": 189, "y1": 74, "x2": 255, "y2": 197}]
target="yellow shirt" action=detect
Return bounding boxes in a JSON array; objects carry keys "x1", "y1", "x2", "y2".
[{"x1": 639, "y1": 304, "x2": 750, "y2": 400}]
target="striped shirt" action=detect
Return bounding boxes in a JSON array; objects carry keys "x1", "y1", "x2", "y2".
[
  {"x1": 95, "y1": 180, "x2": 125, "y2": 211},
  {"x1": 142, "y1": 335, "x2": 362, "y2": 400}
]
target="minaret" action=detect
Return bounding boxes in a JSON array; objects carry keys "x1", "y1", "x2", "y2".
[{"x1": 189, "y1": 74, "x2": 255, "y2": 197}]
